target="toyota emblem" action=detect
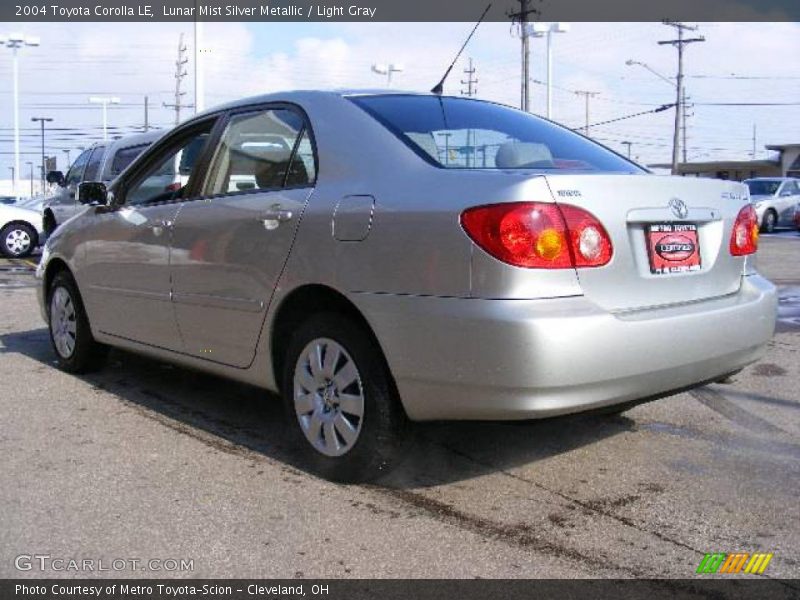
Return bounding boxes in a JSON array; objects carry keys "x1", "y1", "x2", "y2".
[{"x1": 668, "y1": 198, "x2": 689, "y2": 219}]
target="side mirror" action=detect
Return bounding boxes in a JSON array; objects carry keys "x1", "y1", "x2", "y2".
[
  {"x1": 46, "y1": 170, "x2": 65, "y2": 186},
  {"x1": 77, "y1": 181, "x2": 108, "y2": 205}
]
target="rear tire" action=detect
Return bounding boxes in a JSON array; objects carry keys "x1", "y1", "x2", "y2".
[
  {"x1": 47, "y1": 271, "x2": 108, "y2": 373},
  {"x1": 1, "y1": 222, "x2": 37, "y2": 258},
  {"x1": 761, "y1": 209, "x2": 777, "y2": 234},
  {"x1": 281, "y1": 312, "x2": 409, "y2": 483}
]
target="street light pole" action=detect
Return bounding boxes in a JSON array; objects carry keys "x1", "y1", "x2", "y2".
[
  {"x1": 1, "y1": 33, "x2": 40, "y2": 196},
  {"x1": 371, "y1": 63, "x2": 404, "y2": 87},
  {"x1": 622, "y1": 141, "x2": 633, "y2": 158},
  {"x1": 88, "y1": 96, "x2": 120, "y2": 140},
  {"x1": 31, "y1": 116, "x2": 52, "y2": 191},
  {"x1": 26, "y1": 161, "x2": 34, "y2": 197},
  {"x1": 531, "y1": 22, "x2": 570, "y2": 120}
]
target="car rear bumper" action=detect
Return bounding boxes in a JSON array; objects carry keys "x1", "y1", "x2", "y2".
[{"x1": 353, "y1": 274, "x2": 777, "y2": 421}]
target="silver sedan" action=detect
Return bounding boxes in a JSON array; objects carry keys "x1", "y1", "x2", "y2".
[{"x1": 37, "y1": 91, "x2": 777, "y2": 481}]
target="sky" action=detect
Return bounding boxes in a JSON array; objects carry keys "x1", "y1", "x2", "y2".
[{"x1": 0, "y1": 20, "x2": 799, "y2": 183}]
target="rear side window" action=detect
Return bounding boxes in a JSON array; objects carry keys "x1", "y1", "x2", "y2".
[
  {"x1": 350, "y1": 95, "x2": 641, "y2": 173},
  {"x1": 204, "y1": 108, "x2": 313, "y2": 196},
  {"x1": 110, "y1": 143, "x2": 149, "y2": 177},
  {"x1": 82, "y1": 146, "x2": 106, "y2": 181}
]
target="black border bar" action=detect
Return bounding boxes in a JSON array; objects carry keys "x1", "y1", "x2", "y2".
[{"x1": 3, "y1": 0, "x2": 800, "y2": 22}]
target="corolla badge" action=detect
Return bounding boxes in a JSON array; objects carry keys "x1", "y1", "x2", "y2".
[
  {"x1": 668, "y1": 197, "x2": 689, "y2": 219},
  {"x1": 655, "y1": 234, "x2": 696, "y2": 261}
]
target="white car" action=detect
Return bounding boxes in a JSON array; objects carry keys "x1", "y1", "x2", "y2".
[{"x1": 0, "y1": 200, "x2": 44, "y2": 258}]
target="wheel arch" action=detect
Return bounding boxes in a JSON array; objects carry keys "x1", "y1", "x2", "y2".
[{"x1": 269, "y1": 284, "x2": 394, "y2": 393}]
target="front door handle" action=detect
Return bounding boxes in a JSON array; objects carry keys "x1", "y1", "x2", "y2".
[
  {"x1": 151, "y1": 219, "x2": 174, "y2": 237},
  {"x1": 260, "y1": 206, "x2": 293, "y2": 230}
]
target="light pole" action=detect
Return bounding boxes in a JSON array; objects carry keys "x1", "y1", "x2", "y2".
[
  {"x1": 31, "y1": 117, "x2": 52, "y2": 190},
  {"x1": 0, "y1": 33, "x2": 40, "y2": 196},
  {"x1": 25, "y1": 161, "x2": 34, "y2": 197},
  {"x1": 530, "y1": 22, "x2": 569, "y2": 119},
  {"x1": 626, "y1": 58, "x2": 693, "y2": 168},
  {"x1": 371, "y1": 63, "x2": 403, "y2": 87},
  {"x1": 88, "y1": 96, "x2": 120, "y2": 140},
  {"x1": 622, "y1": 141, "x2": 633, "y2": 158}
]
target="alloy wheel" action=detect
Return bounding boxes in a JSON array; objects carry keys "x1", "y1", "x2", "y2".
[
  {"x1": 5, "y1": 228, "x2": 31, "y2": 256},
  {"x1": 293, "y1": 337, "x2": 365, "y2": 457},
  {"x1": 50, "y1": 287, "x2": 77, "y2": 359}
]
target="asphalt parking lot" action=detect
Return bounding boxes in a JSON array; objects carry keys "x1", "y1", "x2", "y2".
[{"x1": 0, "y1": 232, "x2": 798, "y2": 581}]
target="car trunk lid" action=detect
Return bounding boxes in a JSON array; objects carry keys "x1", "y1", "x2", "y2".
[{"x1": 542, "y1": 174, "x2": 750, "y2": 312}]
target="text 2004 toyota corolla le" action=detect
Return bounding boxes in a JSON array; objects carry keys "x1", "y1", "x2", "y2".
[{"x1": 37, "y1": 92, "x2": 777, "y2": 481}]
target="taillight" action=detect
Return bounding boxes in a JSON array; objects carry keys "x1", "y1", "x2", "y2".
[
  {"x1": 460, "y1": 202, "x2": 613, "y2": 269},
  {"x1": 729, "y1": 204, "x2": 759, "y2": 256}
]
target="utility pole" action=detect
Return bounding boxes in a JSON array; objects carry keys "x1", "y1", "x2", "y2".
[
  {"x1": 509, "y1": 0, "x2": 539, "y2": 112},
  {"x1": 681, "y1": 87, "x2": 693, "y2": 163},
  {"x1": 461, "y1": 58, "x2": 478, "y2": 166},
  {"x1": 164, "y1": 33, "x2": 192, "y2": 125},
  {"x1": 31, "y1": 117, "x2": 52, "y2": 190},
  {"x1": 144, "y1": 95, "x2": 150, "y2": 131},
  {"x1": 8, "y1": 166, "x2": 14, "y2": 193},
  {"x1": 622, "y1": 141, "x2": 633, "y2": 158},
  {"x1": 659, "y1": 21, "x2": 705, "y2": 175},
  {"x1": 461, "y1": 58, "x2": 477, "y2": 97},
  {"x1": 751, "y1": 124, "x2": 757, "y2": 159},
  {"x1": 574, "y1": 90, "x2": 599, "y2": 135},
  {"x1": 62, "y1": 149, "x2": 70, "y2": 168}
]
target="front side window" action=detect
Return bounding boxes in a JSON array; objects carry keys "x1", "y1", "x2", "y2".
[
  {"x1": 125, "y1": 124, "x2": 213, "y2": 206},
  {"x1": 82, "y1": 146, "x2": 106, "y2": 182},
  {"x1": 204, "y1": 108, "x2": 312, "y2": 196},
  {"x1": 350, "y1": 95, "x2": 642, "y2": 173},
  {"x1": 65, "y1": 149, "x2": 92, "y2": 187}
]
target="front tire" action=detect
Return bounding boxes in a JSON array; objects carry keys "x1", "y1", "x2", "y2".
[
  {"x1": 1, "y1": 222, "x2": 37, "y2": 258},
  {"x1": 281, "y1": 312, "x2": 409, "y2": 483},
  {"x1": 761, "y1": 209, "x2": 777, "y2": 234},
  {"x1": 47, "y1": 271, "x2": 108, "y2": 373}
]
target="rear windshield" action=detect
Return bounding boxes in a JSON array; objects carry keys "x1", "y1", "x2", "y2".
[{"x1": 350, "y1": 95, "x2": 642, "y2": 173}]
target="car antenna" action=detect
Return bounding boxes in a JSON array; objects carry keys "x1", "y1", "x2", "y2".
[{"x1": 431, "y1": 3, "x2": 492, "y2": 96}]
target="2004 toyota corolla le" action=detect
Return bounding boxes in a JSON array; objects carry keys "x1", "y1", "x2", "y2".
[{"x1": 37, "y1": 91, "x2": 778, "y2": 482}]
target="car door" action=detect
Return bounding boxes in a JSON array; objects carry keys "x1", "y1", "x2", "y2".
[
  {"x1": 169, "y1": 105, "x2": 317, "y2": 367},
  {"x1": 779, "y1": 180, "x2": 800, "y2": 225},
  {"x1": 79, "y1": 118, "x2": 220, "y2": 350},
  {"x1": 50, "y1": 148, "x2": 91, "y2": 224}
]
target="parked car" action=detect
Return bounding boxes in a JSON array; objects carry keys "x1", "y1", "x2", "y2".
[
  {"x1": 743, "y1": 177, "x2": 800, "y2": 233},
  {"x1": 43, "y1": 130, "x2": 164, "y2": 235},
  {"x1": 37, "y1": 92, "x2": 777, "y2": 482},
  {"x1": 794, "y1": 203, "x2": 800, "y2": 232},
  {"x1": 1, "y1": 199, "x2": 43, "y2": 258},
  {"x1": 1, "y1": 195, "x2": 20, "y2": 205}
]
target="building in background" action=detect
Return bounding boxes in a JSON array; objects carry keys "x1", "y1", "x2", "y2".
[{"x1": 650, "y1": 143, "x2": 800, "y2": 181}]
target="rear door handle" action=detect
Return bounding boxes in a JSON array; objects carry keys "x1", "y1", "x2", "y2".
[{"x1": 261, "y1": 207, "x2": 293, "y2": 230}]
